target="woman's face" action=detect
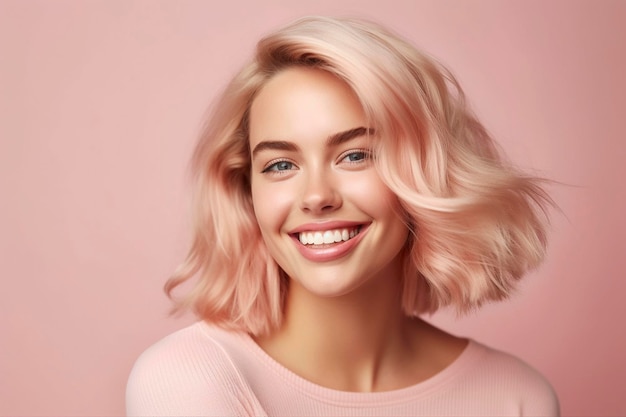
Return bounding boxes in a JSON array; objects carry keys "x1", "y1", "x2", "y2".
[{"x1": 249, "y1": 67, "x2": 408, "y2": 297}]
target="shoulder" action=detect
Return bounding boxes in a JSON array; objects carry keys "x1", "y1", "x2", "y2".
[
  {"x1": 465, "y1": 341, "x2": 560, "y2": 415},
  {"x1": 126, "y1": 322, "x2": 265, "y2": 416},
  {"x1": 127, "y1": 322, "x2": 234, "y2": 386}
]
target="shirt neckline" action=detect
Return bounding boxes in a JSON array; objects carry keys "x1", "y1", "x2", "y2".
[{"x1": 213, "y1": 323, "x2": 485, "y2": 406}]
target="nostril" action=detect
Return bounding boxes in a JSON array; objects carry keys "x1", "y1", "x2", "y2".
[{"x1": 300, "y1": 187, "x2": 342, "y2": 212}]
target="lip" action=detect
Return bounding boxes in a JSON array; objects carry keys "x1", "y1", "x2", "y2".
[
  {"x1": 289, "y1": 221, "x2": 370, "y2": 262},
  {"x1": 288, "y1": 220, "x2": 365, "y2": 234}
]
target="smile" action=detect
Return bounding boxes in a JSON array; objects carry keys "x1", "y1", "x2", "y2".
[
  {"x1": 297, "y1": 226, "x2": 362, "y2": 246},
  {"x1": 288, "y1": 222, "x2": 370, "y2": 262}
]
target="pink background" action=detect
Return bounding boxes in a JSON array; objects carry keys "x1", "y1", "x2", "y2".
[{"x1": 1, "y1": 0, "x2": 625, "y2": 415}]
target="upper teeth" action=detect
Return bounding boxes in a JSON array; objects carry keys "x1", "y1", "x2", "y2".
[{"x1": 298, "y1": 228, "x2": 359, "y2": 245}]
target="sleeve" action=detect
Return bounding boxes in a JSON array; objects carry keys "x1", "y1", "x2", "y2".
[
  {"x1": 492, "y1": 349, "x2": 561, "y2": 417},
  {"x1": 519, "y1": 370, "x2": 560, "y2": 417},
  {"x1": 465, "y1": 343, "x2": 560, "y2": 417},
  {"x1": 125, "y1": 329, "x2": 267, "y2": 417}
]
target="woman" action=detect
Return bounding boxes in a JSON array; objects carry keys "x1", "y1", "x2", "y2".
[{"x1": 127, "y1": 16, "x2": 558, "y2": 416}]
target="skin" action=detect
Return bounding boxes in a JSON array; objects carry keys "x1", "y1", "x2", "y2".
[{"x1": 249, "y1": 67, "x2": 467, "y2": 392}]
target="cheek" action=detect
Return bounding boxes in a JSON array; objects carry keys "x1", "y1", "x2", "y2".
[
  {"x1": 342, "y1": 173, "x2": 398, "y2": 215},
  {"x1": 251, "y1": 181, "x2": 292, "y2": 233}
]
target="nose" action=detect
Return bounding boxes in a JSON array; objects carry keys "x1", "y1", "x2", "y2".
[{"x1": 300, "y1": 169, "x2": 342, "y2": 214}]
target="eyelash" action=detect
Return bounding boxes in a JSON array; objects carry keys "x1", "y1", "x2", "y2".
[
  {"x1": 339, "y1": 149, "x2": 371, "y2": 164},
  {"x1": 261, "y1": 159, "x2": 296, "y2": 174}
]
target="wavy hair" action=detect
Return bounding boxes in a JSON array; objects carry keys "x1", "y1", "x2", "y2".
[{"x1": 165, "y1": 16, "x2": 552, "y2": 335}]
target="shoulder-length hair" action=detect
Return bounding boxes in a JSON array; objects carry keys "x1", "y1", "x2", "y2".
[{"x1": 165, "y1": 16, "x2": 552, "y2": 336}]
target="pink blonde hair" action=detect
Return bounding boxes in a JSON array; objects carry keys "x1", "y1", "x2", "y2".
[{"x1": 165, "y1": 16, "x2": 552, "y2": 335}]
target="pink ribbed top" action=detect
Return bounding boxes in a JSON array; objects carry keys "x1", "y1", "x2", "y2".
[{"x1": 126, "y1": 322, "x2": 559, "y2": 416}]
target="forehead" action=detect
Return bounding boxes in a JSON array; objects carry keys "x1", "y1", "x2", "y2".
[{"x1": 248, "y1": 67, "x2": 366, "y2": 148}]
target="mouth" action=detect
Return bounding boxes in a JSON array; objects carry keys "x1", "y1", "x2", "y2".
[{"x1": 294, "y1": 225, "x2": 363, "y2": 246}]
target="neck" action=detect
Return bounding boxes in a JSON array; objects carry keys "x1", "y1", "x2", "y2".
[
  {"x1": 255, "y1": 262, "x2": 431, "y2": 392},
  {"x1": 290, "y1": 274, "x2": 406, "y2": 352}
]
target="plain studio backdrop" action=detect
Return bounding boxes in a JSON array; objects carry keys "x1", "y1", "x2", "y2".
[{"x1": 1, "y1": 1, "x2": 624, "y2": 415}]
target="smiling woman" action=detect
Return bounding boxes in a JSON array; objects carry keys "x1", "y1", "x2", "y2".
[
  {"x1": 126, "y1": 16, "x2": 558, "y2": 416},
  {"x1": 249, "y1": 68, "x2": 409, "y2": 296}
]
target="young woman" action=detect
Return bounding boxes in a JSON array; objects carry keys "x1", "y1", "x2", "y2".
[{"x1": 127, "y1": 16, "x2": 559, "y2": 416}]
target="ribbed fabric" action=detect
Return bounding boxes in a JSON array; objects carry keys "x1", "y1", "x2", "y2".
[{"x1": 126, "y1": 322, "x2": 559, "y2": 416}]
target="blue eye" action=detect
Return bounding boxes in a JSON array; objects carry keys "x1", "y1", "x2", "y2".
[
  {"x1": 262, "y1": 160, "x2": 295, "y2": 173},
  {"x1": 342, "y1": 150, "x2": 370, "y2": 163}
]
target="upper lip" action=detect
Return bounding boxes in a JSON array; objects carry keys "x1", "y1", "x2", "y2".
[{"x1": 288, "y1": 220, "x2": 367, "y2": 234}]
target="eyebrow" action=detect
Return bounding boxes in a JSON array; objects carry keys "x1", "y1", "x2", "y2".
[{"x1": 251, "y1": 127, "x2": 374, "y2": 158}]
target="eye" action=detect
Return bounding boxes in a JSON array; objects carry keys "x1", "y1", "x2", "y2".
[
  {"x1": 262, "y1": 160, "x2": 297, "y2": 173},
  {"x1": 340, "y1": 150, "x2": 371, "y2": 164}
]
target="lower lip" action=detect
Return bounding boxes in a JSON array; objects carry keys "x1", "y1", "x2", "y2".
[{"x1": 291, "y1": 225, "x2": 369, "y2": 262}]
